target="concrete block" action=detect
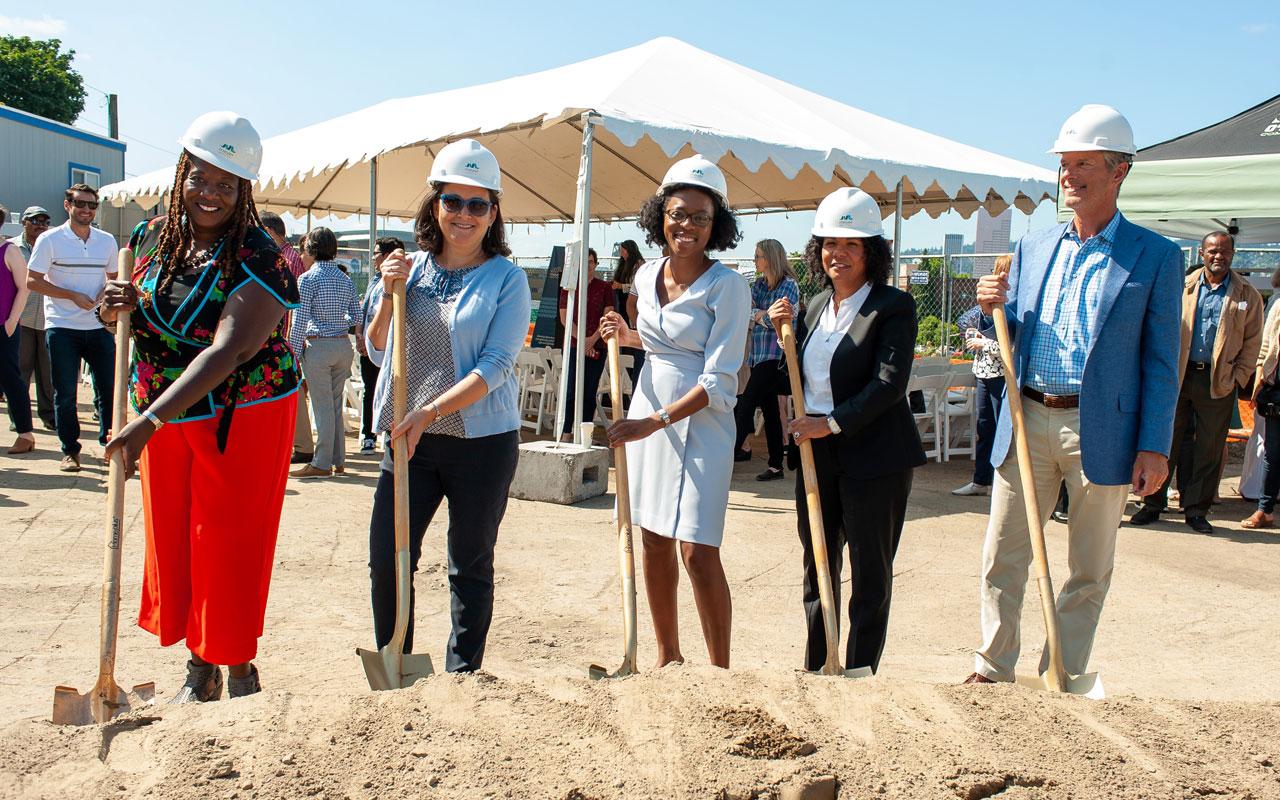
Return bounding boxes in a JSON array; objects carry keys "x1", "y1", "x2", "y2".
[{"x1": 509, "y1": 441, "x2": 610, "y2": 505}]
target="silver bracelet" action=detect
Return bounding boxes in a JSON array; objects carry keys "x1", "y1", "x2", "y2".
[{"x1": 141, "y1": 408, "x2": 164, "y2": 429}]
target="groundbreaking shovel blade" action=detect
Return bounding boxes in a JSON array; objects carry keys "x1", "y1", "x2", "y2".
[
  {"x1": 52, "y1": 680, "x2": 157, "y2": 726},
  {"x1": 587, "y1": 657, "x2": 637, "y2": 681},
  {"x1": 357, "y1": 646, "x2": 434, "y2": 691},
  {"x1": 815, "y1": 662, "x2": 873, "y2": 679},
  {"x1": 1015, "y1": 671, "x2": 1105, "y2": 700}
]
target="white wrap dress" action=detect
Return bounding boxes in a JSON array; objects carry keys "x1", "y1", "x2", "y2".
[{"x1": 625, "y1": 258, "x2": 751, "y2": 546}]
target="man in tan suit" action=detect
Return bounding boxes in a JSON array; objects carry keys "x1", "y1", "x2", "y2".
[{"x1": 1130, "y1": 231, "x2": 1261, "y2": 533}]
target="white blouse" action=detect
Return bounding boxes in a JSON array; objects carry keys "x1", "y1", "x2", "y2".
[{"x1": 802, "y1": 284, "x2": 871, "y2": 414}]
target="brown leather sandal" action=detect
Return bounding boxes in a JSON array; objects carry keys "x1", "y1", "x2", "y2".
[{"x1": 1242, "y1": 512, "x2": 1275, "y2": 530}]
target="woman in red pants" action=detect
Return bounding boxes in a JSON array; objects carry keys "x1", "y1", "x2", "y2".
[{"x1": 102, "y1": 111, "x2": 299, "y2": 703}]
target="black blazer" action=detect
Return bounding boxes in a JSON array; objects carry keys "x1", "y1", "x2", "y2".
[{"x1": 794, "y1": 283, "x2": 927, "y2": 480}]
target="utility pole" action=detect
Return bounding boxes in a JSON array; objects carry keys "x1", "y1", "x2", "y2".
[{"x1": 107, "y1": 94, "x2": 119, "y2": 139}]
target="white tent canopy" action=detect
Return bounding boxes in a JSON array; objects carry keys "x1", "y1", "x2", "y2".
[{"x1": 102, "y1": 37, "x2": 1055, "y2": 223}]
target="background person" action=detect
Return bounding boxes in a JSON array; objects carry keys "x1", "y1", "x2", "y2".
[
  {"x1": 11, "y1": 207, "x2": 55, "y2": 431},
  {"x1": 25, "y1": 183, "x2": 118, "y2": 472},
  {"x1": 364, "y1": 139, "x2": 529, "y2": 673},
  {"x1": 1243, "y1": 299, "x2": 1280, "y2": 529},
  {"x1": 1238, "y1": 268, "x2": 1280, "y2": 500},
  {"x1": 356, "y1": 237, "x2": 403, "y2": 454},
  {"x1": 101, "y1": 111, "x2": 299, "y2": 702},
  {"x1": 289, "y1": 227, "x2": 361, "y2": 478},
  {"x1": 734, "y1": 238, "x2": 798, "y2": 481},
  {"x1": 966, "y1": 105, "x2": 1182, "y2": 686},
  {"x1": 291, "y1": 231, "x2": 315, "y2": 464},
  {"x1": 614, "y1": 239, "x2": 648, "y2": 391},
  {"x1": 260, "y1": 212, "x2": 306, "y2": 280},
  {"x1": 1130, "y1": 231, "x2": 1261, "y2": 533},
  {"x1": 951, "y1": 256, "x2": 1012, "y2": 497},
  {"x1": 767, "y1": 188, "x2": 925, "y2": 674},
  {"x1": 599, "y1": 154, "x2": 750, "y2": 669},
  {"x1": 0, "y1": 204, "x2": 35, "y2": 455},
  {"x1": 558, "y1": 247, "x2": 614, "y2": 442}
]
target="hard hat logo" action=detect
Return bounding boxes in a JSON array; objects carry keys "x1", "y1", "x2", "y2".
[
  {"x1": 221, "y1": 144, "x2": 236, "y2": 155},
  {"x1": 464, "y1": 162, "x2": 479, "y2": 170}
]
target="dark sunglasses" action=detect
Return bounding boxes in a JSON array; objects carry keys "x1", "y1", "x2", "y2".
[
  {"x1": 439, "y1": 194, "x2": 494, "y2": 217},
  {"x1": 27, "y1": 217, "x2": 51, "y2": 226},
  {"x1": 69, "y1": 199, "x2": 99, "y2": 210}
]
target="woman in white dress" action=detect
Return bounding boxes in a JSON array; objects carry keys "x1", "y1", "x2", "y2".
[{"x1": 599, "y1": 155, "x2": 750, "y2": 669}]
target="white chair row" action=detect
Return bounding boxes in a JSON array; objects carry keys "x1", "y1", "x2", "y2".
[{"x1": 907, "y1": 359, "x2": 977, "y2": 463}]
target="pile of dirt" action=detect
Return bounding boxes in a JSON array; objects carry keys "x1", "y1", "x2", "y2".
[{"x1": 3, "y1": 667, "x2": 1278, "y2": 799}]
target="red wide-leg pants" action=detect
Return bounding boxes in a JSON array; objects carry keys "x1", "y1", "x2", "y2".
[{"x1": 137, "y1": 395, "x2": 296, "y2": 664}]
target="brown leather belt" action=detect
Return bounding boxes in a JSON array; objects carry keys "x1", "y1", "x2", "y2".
[
  {"x1": 1022, "y1": 386, "x2": 1079, "y2": 409},
  {"x1": 1188, "y1": 361, "x2": 1211, "y2": 371}
]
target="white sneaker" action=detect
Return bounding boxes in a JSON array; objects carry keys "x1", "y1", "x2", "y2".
[
  {"x1": 360, "y1": 437, "x2": 376, "y2": 454},
  {"x1": 952, "y1": 482, "x2": 991, "y2": 496}
]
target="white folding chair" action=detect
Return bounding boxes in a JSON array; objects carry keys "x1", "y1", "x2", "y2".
[
  {"x1": 907, "y1": 372, "x2": 950, "y2": 462},
  {"x1": 942, "y1": 371, "x2": 977, "y2": 461},
  {"x1": 595, "y1": 354, "x2": 633, "y2": 425},
  {"x1": 539, "y1": 348, "x2": 563, "y2": 434},
  {"x1": 516, "y1": 349, "x2": 550, "y2": 433}
]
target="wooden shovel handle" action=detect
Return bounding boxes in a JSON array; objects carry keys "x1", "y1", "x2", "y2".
[
  {"x1": 606, "y1": 337, "x2": 637, "y2": 667},
  {"x1": 989, "y1": 300, "x2": 1068, "y2": 691},
  {"x1": 389, "y1": 279, "x2": 412, "y2": 655},
  {"x1": 98, "y1": 249, "x2": 134, "y2": 685},
  {"x1": 779, "y1": 321, "x2": 842, "y2": 674}
]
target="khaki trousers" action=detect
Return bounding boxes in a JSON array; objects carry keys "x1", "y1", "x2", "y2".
[{"x1": 974, "y1": 402, "x2": 1129, "y2": 681}]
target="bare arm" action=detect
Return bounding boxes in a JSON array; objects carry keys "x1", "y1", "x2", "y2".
[
  {"x1": 4, "y1": 247, "x2": 30, "y2": 334},
  {"x1": 27, "y1": 270, "x2": 98, "y2": 309}
]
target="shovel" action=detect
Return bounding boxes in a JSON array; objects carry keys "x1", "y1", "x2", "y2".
[
  {"x1": 779, "y1": 320, "x2": 872, "y2": 680},
  {"x1": 990, "y1": 299, "x2": 1104, "y2": 699},
  {"x1": 53, "y1": 249, "x2": 156, "y2": 725},
  {"x1": 357, "y1": 278, "x2": 434, "y2": 690},
  {"x1": 589, "y1": 337, "x2": 638, "y2": 680}
]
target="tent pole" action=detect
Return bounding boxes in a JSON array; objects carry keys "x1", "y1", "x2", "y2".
[
  {"x1": 554, "y1": 112, "x2": 599, "y2": 447},
  {"x1": 306, "y1": 207, "x2": 312, "y2": 233},
  {"x1": 369, "y1": 156, "x2": 379, "y2": 281},
  {"x1": 893, "y1": 180, "x2": 904, "y2": 288}
]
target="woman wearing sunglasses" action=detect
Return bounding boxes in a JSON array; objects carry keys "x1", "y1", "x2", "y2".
[
  {"x1": 363, "y1": 139, "x2": 530, "y2": 672},
  {"x1": 599, "y1": 155, "x2": 750, "y2": 669}
]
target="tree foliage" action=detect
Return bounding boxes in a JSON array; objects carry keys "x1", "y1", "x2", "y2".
[{"x1": 0, "y1": 37, "x2": 86, "y2": 125}]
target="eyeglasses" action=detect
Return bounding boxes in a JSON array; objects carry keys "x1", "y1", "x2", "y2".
[
  {"x1": 69, "y1": 199, "x2": 99, "y2": 210},
  {"x1": 26, "y1": 218, "x2": 50, "y2": 226},
  {"x1": 665, "y1": 208, "x2": 712, "y2": 228},
  {"x1": 439, "y1": 194, "x2": 494, "y2": 217}
]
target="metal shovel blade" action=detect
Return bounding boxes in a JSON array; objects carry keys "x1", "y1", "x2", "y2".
[
  {"x1": 52, "y1": 679, "x2": 156, "y2": 726},
  {"x1": 1015, "y1": 671, "x2": 1105, "y2": 700},
  {"x1": 588, "y1": 657, "x2": 637, "y2": 681},
  {"x1": 357, "y1": 646, "x2": 434, "y2": 692},
  {"x1": 814, "y1": 662, "x2": 873, "y2": 679}
]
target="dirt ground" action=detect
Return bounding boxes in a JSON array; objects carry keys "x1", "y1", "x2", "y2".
[{"x1": 2, "y1": 391, "x2": 1280, "y2": 799}]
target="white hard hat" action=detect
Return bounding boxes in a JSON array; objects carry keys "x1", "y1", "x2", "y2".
[
  {"x1": 1050, "y1": 104, "x2": 1136, "y2": 155},
  {"x1": 430, "y1": 139, "x2": 502, "y2": 195},
  {"x1": 811, "y1": 188, "x2": 883, "y2": 238},
  {"x1": 178, "y1": 111, "x2": 263, "y2": 182},
  {"x1": 657, "y1": 154, "x2": 728, "y2": 204}
]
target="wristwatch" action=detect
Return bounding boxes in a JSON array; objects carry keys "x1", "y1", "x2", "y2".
[
  {"x1": 825, "y1": 415, "x2": 842, "y2": 435},
  {"x1": 656, "y1": 408, "x2": 672, "y2": 427}
]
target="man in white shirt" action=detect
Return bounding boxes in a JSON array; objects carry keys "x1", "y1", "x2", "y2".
[{"x1": 25, "y1": 184, "x2": 118, "y2": 472}]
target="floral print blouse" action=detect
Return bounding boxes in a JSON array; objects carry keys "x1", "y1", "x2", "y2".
[{"x1": 128, "y1": 217, "x2": 300, "y2": 435}]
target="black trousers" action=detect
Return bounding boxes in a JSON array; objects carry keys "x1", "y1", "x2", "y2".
[
  {"x1": 359, "y1": 353, "x2": 380, "y2": 439},
  {"x1": 795, "y1": 436, "x2": 913, "y2": 673},
  {"x1": 561, "y1": 351, "x2": 606, "y2": 434},
  {"x1": 1142, "y1": 369, "x2": 1235, "y2": 517},
  {"x1": 368, "y1": 430, "x2": 519, "y2": 672},
  {"x1": 734, "y1": 359, "x2": 785, "y2": 469}
]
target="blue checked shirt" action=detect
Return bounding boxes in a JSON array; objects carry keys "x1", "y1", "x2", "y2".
[
  {"x1": 1024, "y1": 212, "x2": 1122, "y2": 395},
  {"x1": 748, "y1": 276, "x2": 799, "y2": 366},
  {"x1": 289, "y1": 261, "x2": 362, "y2": 356},
  {"x1": 1189, "y1": 272, "x2": 1229, "y2": 363}
]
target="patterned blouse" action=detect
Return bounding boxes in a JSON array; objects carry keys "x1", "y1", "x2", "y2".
[{"x1": 128, "y1": 217, "x2": 300, "y2": 448}]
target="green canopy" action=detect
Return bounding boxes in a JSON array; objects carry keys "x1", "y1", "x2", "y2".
[{"x1": 1059, "y1": 94, "x2": 1280, "y2": 243}]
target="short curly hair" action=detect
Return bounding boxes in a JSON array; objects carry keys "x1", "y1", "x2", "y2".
[
  {"x1": 636, "y1": 185, "x2": 741, "y2": 253},
  {"x1": 803, "y1": 235, "x2": 893, "y2": 289},
  {"x1": 413, "y1": 184, "x2": 511, "y2": 258}
]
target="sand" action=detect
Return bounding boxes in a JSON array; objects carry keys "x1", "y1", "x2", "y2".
[{"x1": 3, "y1": 402, "x2": 1280, "y2": 799}]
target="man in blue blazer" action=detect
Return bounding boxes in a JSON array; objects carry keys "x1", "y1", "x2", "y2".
[{"x1": 965, "y1": 105, "x2": 1183, "y2": 685}]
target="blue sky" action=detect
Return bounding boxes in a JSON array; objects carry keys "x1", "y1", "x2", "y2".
[{"x1": 3, "y1": 1, "x2": 1277, "y2": 255}]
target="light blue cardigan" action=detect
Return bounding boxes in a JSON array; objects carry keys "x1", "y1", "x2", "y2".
[{"x1": 365, "y1": 251, "x2": 531, "y2": 438}]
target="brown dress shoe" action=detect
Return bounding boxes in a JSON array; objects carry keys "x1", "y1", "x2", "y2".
[
  {"x1": 59, "y1": 454, "x2": 81, "y2": 472},
  {"x1": 7, "y1": 436, "x2": 35, "y2": 455},
  {"x1": 963, "y1": 672, "x2": 996, "y2": 684},
  {"x1": 290, "y1": 464, "x2": 331, "y2": 478}
]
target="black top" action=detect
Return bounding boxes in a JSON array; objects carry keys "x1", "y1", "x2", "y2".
[{"x1": 793, "y1": 283, "x2": 927, "y2": 480}]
